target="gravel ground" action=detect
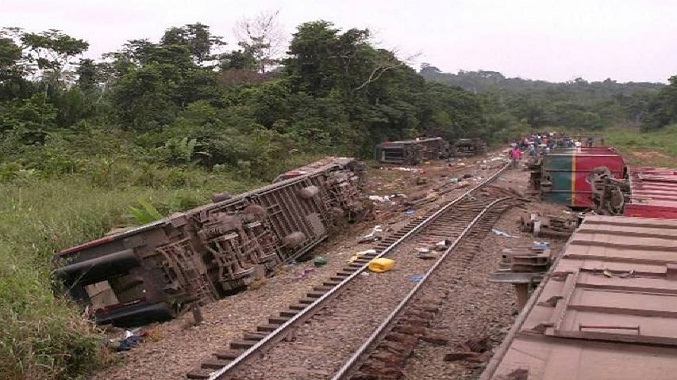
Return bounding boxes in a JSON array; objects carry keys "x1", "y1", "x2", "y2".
[
  {"x1": 88, "y1": 156, "x2": 502, "y2": 380},
  {"x1": 403, "y1": 166, "x2": 570, "y2": 380}
]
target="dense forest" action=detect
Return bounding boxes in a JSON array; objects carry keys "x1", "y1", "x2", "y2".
[
  {"x1": 0, "y1": 20, "x2": 491, "y2": 183},
  {"x1": 420, "y1": 66, "x2": 673, "y2": 132},
  {"x1": 2, "y1": 16, "x2": 677, "y2": 379},
  {"x1": 3, "y1": 20, "x2": 676, "y2": 184}
]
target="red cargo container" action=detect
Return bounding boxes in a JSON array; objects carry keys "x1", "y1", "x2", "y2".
[{"x1": 624, "y1": 167, "x2": 677, "y2": 219}]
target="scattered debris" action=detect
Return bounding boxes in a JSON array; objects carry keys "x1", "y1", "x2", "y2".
[
  {"x1": 348, "y1": 249, "x2": 376, "y2": 263},
  {"x1": 601, "y1": 269, "x2": 635, "y2": 278},
  {"x1": 415, "y1": 247, "x2": 437, "y2": 260},
  {"x1": 420, "y1": 334, "x2": 449, "y2": 345},
  {"x1": 368, "y1": 194, "x2": 407, "y2": 203},
  {"x1": 491, "y1": 228, "x2": 516, "y2": 238},
  {"x1": 498, "y1": 244, "x2": 552, "y2": 273},
  {"x1": 409, "y1": 275, "x2": 424, "y2": 283},
  {"x1": 520, "y1": 212, "x2": 579, "y2": 237},
  {"x1": 368, "y1": 258, "x2": 396, "y2": 273},
  {"x1": 533, "y1": 241, "x2": 550, "y2": 250},
  {"x1": 105, "y1": 329, "x2": 146, "y2": 352},
  {"x1": 443, "y1": 336, "x2": 492, "y2": 363},
  {"x1": 358, "y1": 225, "x2": 384, "y2": 243},
  {"x1": 390, "y1": 167, "x2": 425, "y2": 173},
  {"x1": 435, "y1": 240, "x2": 451, "y2": 250},
  {"x1": 296, "y1": 267, "x2": 315, "y2": 280},
  {"x1": 313, "y1": 256, "x2": 328, "y2": 267}
]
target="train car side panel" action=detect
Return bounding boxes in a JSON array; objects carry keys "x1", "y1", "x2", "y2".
[
  {"x1": 540, "y1": 152, "x2": 574, "y2": 205},
  {"x1": 571, "y1": 153, "x2": 627, "y2": 207}
]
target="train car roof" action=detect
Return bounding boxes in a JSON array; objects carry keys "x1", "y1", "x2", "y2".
[
  {"x1": 482, "y1": 215, "x2": 677, "y2": 380},
  {"x1": 625, "y1": 167, "x2": 677, "y2": 219}
]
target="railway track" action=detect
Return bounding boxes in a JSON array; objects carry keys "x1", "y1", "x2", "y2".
[
  {"x1": 339, "y1": 199, "x2": 514, "y2": 380},
  {"x1": 186, "y1": 163, "x2": 514, "y2": 380}
]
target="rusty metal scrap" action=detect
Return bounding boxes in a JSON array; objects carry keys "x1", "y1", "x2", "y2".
[{"x1": 520, "y1": 212, "x2": 579, "y2": 238}]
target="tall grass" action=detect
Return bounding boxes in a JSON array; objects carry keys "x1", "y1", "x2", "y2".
[
  {"x1": 605, "y1": 124, "x2": 677, "y2": 167},
  {"x1": 0, "y1": 166, "x2": 269, "y2": 379}
]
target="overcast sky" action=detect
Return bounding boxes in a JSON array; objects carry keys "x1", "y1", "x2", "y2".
[{"x1": 3, "y1": 0, "x2": 675, "y2": 83}]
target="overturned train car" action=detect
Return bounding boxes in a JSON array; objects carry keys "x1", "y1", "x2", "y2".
[
  {"x1": 592, "y1": 166, "x2": 677, "y2": 218},
  {"x1": 529, "y1": 147, "x2": 627, "y2": 208},
  {"x1": 452, "y1": 138, "x2": 487, "y2": 157},
  {"x1": 374, "y1": 137, "x2": 449, "y2": 165},
  {"x1": 54, "y1": 157, "x2": 368, "y2": 327}
]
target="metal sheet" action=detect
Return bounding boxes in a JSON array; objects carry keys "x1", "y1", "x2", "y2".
[
  {"x1": 483, "y1": 215, "x2": 677, "y2": 380},
  {"x1": 625, "y1": 167, "x2": 677, "y2": 219}
]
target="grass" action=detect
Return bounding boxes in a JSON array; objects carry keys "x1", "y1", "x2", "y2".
[
  {"x1": 0, "y1": 166, "x2": 268, "y2": 379},
  {"x1": 605, "y1": 124, "x2": 677, "y2": 167}
]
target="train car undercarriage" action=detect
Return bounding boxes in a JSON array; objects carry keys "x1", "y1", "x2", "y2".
[{"x1": 54, "y1": 158, "x2": 369, "y2": 327}]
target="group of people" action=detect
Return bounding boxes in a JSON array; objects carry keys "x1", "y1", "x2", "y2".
[{"x1": 508, "y1": 132, "x2": 605, "y2": 168}]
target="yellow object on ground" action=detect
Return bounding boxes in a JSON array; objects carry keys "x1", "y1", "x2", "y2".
[{"x1": 368, "y1": 258, "x2": 396, "y2": 273}]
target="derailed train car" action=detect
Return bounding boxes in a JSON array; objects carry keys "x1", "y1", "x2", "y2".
[
  {"x1": 374, "y1": 137, "x2": 450, "y2": 165},
  {"x1": 452, "y1": 138, "x2": 487, "y2": 157},
  {"x1": 481, "y1": 215, "x2": 677, "y2": 380},
  {"x1": 618, "y1": 167, "x2": 677, "y2": 219},
  {"x1": 529, "y1": 147, "x2": 627, "y2": 208},
  {"x1": 589, "y1": 166, "x2": 677, "y2": 218},
  {"x1": 54, "y1": 157, "x2": 368, "y2": 327}
]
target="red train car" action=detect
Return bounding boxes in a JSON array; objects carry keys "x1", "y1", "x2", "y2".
[
  {"x1": 623, "y1": 167, "x2": 677, "y2": 219},
  {"x1": 532, "y1": 147, "x2": 627, "y2": 208}
]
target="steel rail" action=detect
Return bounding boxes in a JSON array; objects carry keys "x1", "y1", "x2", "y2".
[
  {"x1": 207, "y1": 162, "x2": 511, "y2": 380},
  {"x1": 331, "y1": 197, "x2": 513, "y2": 380}
]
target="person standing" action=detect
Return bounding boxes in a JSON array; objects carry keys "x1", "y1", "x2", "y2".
[
  {"x1": 574, "y1": 140, "x2": 582, "y2": 152},
  {"x1": 511, "y1": 146, "x2": 522, "y2": 168}
]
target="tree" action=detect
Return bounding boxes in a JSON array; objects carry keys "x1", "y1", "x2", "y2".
[
  {"x1": 160, "y1": 23, "x2": 225, "y2": 65},
  {"x1": 19, "y1": 29, "x2": 89, "y2": 86},
  {"x1": 75, "y1": 58, "x2": 97, "y2": 91},
  {"x1": 352, "y1": 48, "x2": 404, "y2": 92},
  {"x1": 285, "y1": 21, "x2": 340, "y2": 97},
  {"x1": 0, "y1": 34, "x2": 27, "y2": 100},
  {"x1": 420, "y1": 63, "x2": 441, "y2": 75},
  {"x1": 219, "y1": 49, "x2": 257, "y2": 71},
  {"x1": 644, "y1": 75, "x2": 677, "y2": 130},
  {"x1": 234, "y1": 11, "x2": 285, "y2": 73}
]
